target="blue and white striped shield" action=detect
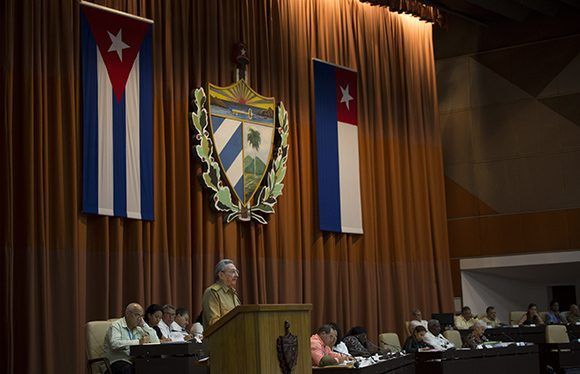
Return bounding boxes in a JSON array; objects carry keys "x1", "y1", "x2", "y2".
[{"x1": 208, "y1": 80, "x2": 276, "y2": 206}]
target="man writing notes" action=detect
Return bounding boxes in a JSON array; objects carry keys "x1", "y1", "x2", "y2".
[
  {"x1": 202, "y1": 259, "x2": 241, "y2": 328},
  {"x1": 311, "y1": 325, "x2": 349, "y2": 367},
  {"x1": 103, "y1": 303, "x2": 159, "y2": 374}
]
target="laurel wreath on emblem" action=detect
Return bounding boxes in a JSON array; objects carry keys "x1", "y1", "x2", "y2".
[{"x1": 190, "y1": 87, "x2": 289, "y2": 224}]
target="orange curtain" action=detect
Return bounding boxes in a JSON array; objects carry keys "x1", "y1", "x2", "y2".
[{"x1": 0, "y1": 0, "x2": 453, "y2": 373}]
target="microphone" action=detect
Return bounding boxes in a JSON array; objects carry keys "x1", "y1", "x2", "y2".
[
  {"x1": 499, "y1": 332, "x2": 515, "y2": 343},
  {"x1": 367, "y1": 340, "x2": 388, "y2": 353},
  {"x1": 373, "y1": 340, "x2": 402, "y2": 356}
]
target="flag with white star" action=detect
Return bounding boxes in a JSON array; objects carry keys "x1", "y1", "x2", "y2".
[
  {"x1": 80, "y1": 2, "x2": 154, "y2": 220},
  {"x1": 313, "y1": 59, "x2": 363, "y2": 234}
]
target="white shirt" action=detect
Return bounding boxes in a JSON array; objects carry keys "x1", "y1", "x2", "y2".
[
  {"x1": 158, "y1": 319, "x2": 172, "y2": 339},
  {"x1": 169, "y1": 321, "x2": 188, "y2": 341},
  {"x1": 103, "y1": 317, "x2": 159, "y2": 364},
  {"x1": 423, "y1": 331, "x2": 454, "y2": 351},
  {"x1": 333, "y1": 341, "x2": 350, "y2": 355}
]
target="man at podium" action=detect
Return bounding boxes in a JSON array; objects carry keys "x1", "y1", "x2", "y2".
[{"x1": 202, "y1": 259, "x2": 241, "y2": 328}]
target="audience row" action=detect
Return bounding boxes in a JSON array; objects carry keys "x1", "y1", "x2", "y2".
[{"x1": 454, "y1": 302, "x2": 579, "y2": 330}]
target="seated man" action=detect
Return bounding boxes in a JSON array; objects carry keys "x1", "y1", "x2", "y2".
[
  {"x1": 170, "y1": 307, "x2": 193, "y2": 341},
  {"x1": 311, "y1": 325, "x2": 349, "y2": 367},
  {"x1": 423, "y1": 319, "x2": 454, "y2": 351},
  {"x1": 190, "y1": 311, "x2": 204, "y2": 342},
  {"x1": 567, "y1": 304, "x2": 580, "y2": 324},
  {"x1": 462, "y1": 320, "x2": 488, "y2": 349},
  {"x1": 202, "y1": 259, "x2": 241, "y2": 328},
  {"x1": 191, "y1": 321, "x2": 204, "y2": 342},
  {"x1": 408, "y1": 308, "x2": 428, "y2": 334},
  {"x1": 157, "y1": 304, "x2": 176, "y2": 339},
  {"x1": 545, "y1": 300, "x2": 564, "y2": 324},
  {"x1": 103, "y1": 303, "x2": 160, "y2": 374},
  {"x1": 480, "y1": 306, "x2": 501, "y2": 328},
  {"x1": 454, "y1": 306, "x2": 476, "y2": 330}
]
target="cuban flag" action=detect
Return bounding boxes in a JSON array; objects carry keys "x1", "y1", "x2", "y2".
[
  {"x1": 81, "y1": 2, "x2": 154, "y2": 220},
  {"x1": 313, "y1": 59, "x2": 363, "y2": 234}
]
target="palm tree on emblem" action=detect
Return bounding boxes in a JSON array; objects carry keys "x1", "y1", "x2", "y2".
[{"x1": 247, "y1": 127, "x2": 261, "y2": 175}]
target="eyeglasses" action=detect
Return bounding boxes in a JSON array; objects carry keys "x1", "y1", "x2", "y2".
[{"x1": 222, "y1": 269, "x2": 239, "y2": 275}]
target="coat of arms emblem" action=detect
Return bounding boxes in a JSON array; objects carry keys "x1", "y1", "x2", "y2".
[
  {"x1": 190, "y1": 79, "x2": 289, "y2": 223},
  {"x1": 276, "y1": 321, "x2": 298, "y2": 374}
]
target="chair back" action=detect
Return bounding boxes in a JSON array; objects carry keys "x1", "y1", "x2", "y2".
[
  {"x1": 443, "y1": 330, "x2": 462, "y2": 348},
  {"x1": 546, "y1": 325, "x2": 570, "y2": 344},
  {"x1": 379, "y1": 332, "x2": 401, "y2": 352},
  {"x1": 86, "y1": 320, "x2": 113, "y2": 374},
  {"x1": 510, "y1": 311, "x2": 526, "y2": 325}
]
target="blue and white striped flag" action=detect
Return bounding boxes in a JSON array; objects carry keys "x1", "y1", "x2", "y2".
[{"x1": 81, "y1": 2, "x2": 154, "y2": 220}]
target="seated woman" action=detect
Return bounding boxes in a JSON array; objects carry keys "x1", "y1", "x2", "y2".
[
  {"x1": 342, "y1": 326, "x2": 380, "y2": 357},
  {"x1": 144, "y1": 304, "x2": 170, "y2": 341},
  {"x1": 463, "y1": 320, "x2": 488, "y2": 349},
  {"x1": 518, "y1": 303, "x2": 544, "y2": 326},
  {"x1": 403, "y1": 325, "x2": 433, "y2": 353}
]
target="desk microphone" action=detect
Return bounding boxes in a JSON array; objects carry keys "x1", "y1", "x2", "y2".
[
  {"x1": 372, "y1": 340, "x2": 401, "y2": 356},
  {"x1": 367, "y1": 340, "x2": 392, "y2": 355},
  {"x1": 499, "y1": 332, "x2": 515, "y2": 343}
]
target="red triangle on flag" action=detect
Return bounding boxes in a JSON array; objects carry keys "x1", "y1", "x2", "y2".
[{"x1": 82, "y1": 5, "x2": 151, "y2": 101}]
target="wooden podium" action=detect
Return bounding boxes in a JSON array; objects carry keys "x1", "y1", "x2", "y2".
[{"x1": 204, "y1": 304, "x2": 312, "y2": 374}]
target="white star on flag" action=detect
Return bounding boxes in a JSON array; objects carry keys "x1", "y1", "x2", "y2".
[
  {"x1": 107, "y1": 29, "x2": 130, "y2": 61},
  {"x1": 340, "y1": 84, "x2": 354, "y2": 110}
]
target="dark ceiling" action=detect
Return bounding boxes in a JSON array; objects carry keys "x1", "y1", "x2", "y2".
[
  {"x1": 433, "y1": 0, "x2": 580, "y2": 25},
  {"x1": 432, "y1": 0, "x2": 580, "y2": 59}
]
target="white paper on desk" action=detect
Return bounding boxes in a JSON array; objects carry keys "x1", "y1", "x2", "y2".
[{"x1": 356, "y1": 354, "x2": 384, "y2": 368}]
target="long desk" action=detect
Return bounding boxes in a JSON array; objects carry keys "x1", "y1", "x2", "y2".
[
  {"x1": 458, "y1": 325, "x2": 545, "y2": 344},
  {"x1": 416, "y1": 344, "x2": 539, "y2": 374},
  {"x1": 130, "y1": 341, "x2": 209, "y2": 374},
  {"x1": 539, "y1": 342, "x2": 580, "y2": 374},
  {"x1": 313, "y1": 354, "x2": 415, "y2": 374}
]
